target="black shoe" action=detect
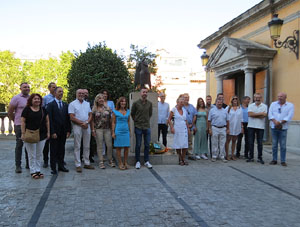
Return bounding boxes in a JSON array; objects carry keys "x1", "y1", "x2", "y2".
[
  {"x1": 257, "y1": 159, "x2": 265, "y2": 164},
  {"x1": 89, "y1": 157, "x2": 95, "y2": 163},
  {"x1": 15, "y1": 166, "x2": 22, "y2": 173},
  {"x1": 63, "y1": 161, "x2": 67, "y2": 165},
  {"x1": 281, "y1": 162, "x2": 287, "y2": 167},
  {"x1": 236, "y1": 153, "x2": 240, "y2": 158},
  {"x1": 269, "y1": 160, "x2": 277, "y2": 165},
  {"x1": 43, "y1": 163, "x2": 48, "y2": 168},
  {"x1": 58, "y1": 167, "x2": 69, "y2": 172},
  {"x1": 51, "y1": 170, "x2": 58, "y2": 174},
  {"x1": 246, "y1": 158, "x2": 254, "y2": 162}
]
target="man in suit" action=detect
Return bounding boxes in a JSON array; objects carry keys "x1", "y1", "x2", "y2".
[{"x1": 47, "y1": 87, "x2": 71, "y2": 174}]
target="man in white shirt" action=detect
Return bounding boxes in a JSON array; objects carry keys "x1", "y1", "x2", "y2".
[
  {"x1": 208, "y1": 99, "x2": 229, "y2": 162},
  {"x1": 247, "y1": 93, "x2": 268, "y2": 164},
  {"x1": 69, "y1": 89, "x2": 94, "y2": 172},
  {"x1": 268, "y1": 92, "x2": 294, "y2": 166},
  {"x1": 158, "y1": 93, "x2": 169, "y2": 147}
]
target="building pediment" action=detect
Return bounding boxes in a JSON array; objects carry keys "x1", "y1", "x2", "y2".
[{"x1": 206, "y1": 37, "x2": 277, "y2": 77}]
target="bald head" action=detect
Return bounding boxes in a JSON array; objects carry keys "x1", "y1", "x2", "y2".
[
  {"x1": 76, "y1": 89, "x2": 84, "y2": 102},
  {"x1": 278, "y1": 92, "x2": 287, "y2": 104}
]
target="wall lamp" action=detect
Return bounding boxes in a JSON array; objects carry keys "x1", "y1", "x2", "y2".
[
  {"x1": 201, "y1": 51, "x2": 209, "y2": 66},
  {"x1": 268, "y1": 14, "x2": 299, "y2": 59}
]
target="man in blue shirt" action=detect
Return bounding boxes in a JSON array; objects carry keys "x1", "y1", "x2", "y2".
[
  {"x1": 236, "y1": 96, "x2": 250, "y2": 159},
  {"x1": 43, "y1": 82, "x2": 57, "y2": 168},
  {"x1": 182, "y1": 93, "x2": 197, "y2": 157}
]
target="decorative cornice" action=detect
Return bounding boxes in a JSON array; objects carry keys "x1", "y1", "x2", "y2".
[{"x1": 198, "y1": 0, "x2": 298, "y2": 50}]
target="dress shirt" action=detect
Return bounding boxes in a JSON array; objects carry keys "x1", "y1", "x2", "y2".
[
  {"x1": 9, "y1": 93, "x2": 29, "y2": 126},
  {"x1": 68, "y1": 99, "x2": 91, "y2": 122},
  {"x1": 208, "y1": 107, "x2": 229, "y2": 127},
  {"x1": 183, "y1": 104, "x2": 197, "y2": 124},
  {"x1": 241, "y1": 105, "x2": 249, "y2": 123},
  {"x1": 158, "y1": 101, "x2": 170, "y2": 124},
  {"x1": 54, "y1": 98, "x2": 63, "y2": 109},
  {"x1": 248, "y1": 102, "x2": 268, "y2": 129},
  {"x1": 43, "y1": 94, "x2": 55, "y2": 108},
  {"x1": 268, "y1": 101, "x2": 294, "y2": 130}
]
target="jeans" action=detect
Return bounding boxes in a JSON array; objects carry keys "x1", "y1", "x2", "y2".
[
  {"x1": 236, "y1": 122, "x2": 249, "y2": 157},
  {"x1": 135, "y1": 127, "x2": 151, "y2": 162},
  {"x1": 158, "y1": 124, "x2": 168, "y2": 147},
  {"x1": 14, "y1": 125, "x2": 29, "y2": 167},
  {"x1": 271, "y1": 128, "x2": 287, "y2": 163},
  {"x1": 94, "y1": 128, "x2": 113, "y2": 162},
  {"x1": 248, "y1": 127, "x2": 264, "y2": 160}
]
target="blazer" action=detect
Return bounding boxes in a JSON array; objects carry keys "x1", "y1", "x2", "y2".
[{"x1": 47, "y1": 100, "x2": 71, "y2": 136}]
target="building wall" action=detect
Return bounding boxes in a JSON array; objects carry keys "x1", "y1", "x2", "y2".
[{"x1": 205, "y1": 1, "x2": 300, "y2": 120}]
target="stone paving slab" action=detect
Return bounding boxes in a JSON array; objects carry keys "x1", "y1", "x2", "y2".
[{"x1": 1, "y1": 139, "x2": 300, "y2": 227}]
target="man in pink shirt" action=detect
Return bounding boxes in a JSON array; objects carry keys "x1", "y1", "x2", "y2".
[{"x1": 8, "y1": 82, "x2": 30, "y2": 173}]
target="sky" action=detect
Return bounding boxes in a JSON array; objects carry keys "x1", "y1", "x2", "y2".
[{"x1": 0, "y1": 0, "x2": 262, "y2": 70}]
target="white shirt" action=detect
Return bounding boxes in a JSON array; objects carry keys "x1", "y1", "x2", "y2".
[
  {"x1": 158, "y1": 101, "x2": 170, "y2": 124},
  {"x1": 248, "y1": 102, "x2": 268, "y2": 129},
  {"x1": 226, "y1": 106, "x2": 243, "y2": 136},
  {"x1": 208, "y1": 107, "x2": 229, "y2": 127},
  {"x1": 268, "y1": 101, "x2": 294, "y2": 130},
  {"x1": 68, "y1": 99, "x2": 91, "y2": 122}
]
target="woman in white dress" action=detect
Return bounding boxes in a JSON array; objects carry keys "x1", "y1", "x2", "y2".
[
  {"x1": 225, "y1": 95, "x2": 243, "y2": 160},
  {"x1": 168, "y1": 96, "x2": 189, "y2": 166}
]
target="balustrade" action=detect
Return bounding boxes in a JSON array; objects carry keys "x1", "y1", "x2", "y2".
[{"x1": 0, "y1": 112, "x2": 14, "y2": 136}]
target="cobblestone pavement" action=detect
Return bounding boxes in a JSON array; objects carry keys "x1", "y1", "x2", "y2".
[{"x1": 1, "y1": 138, "x2": 300, "y2": 227}]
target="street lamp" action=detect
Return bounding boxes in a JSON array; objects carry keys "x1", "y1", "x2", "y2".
[
  {"x1": 201, "y1": 51, "x2": 209, "y2": 66},
  {"x1": 268, "y1": 14, "x2": 299, "y2": 59}
]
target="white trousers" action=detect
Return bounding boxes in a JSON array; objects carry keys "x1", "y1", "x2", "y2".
[
  {"x1": 211, "y1": 126, "x2": 226, "y2": 159},
  {"x1": 73, "y1": 124, "x2": 91, "y2": 167},
  {"x1": 25, "y1": 139, "x2": 46, "y2": 174}
]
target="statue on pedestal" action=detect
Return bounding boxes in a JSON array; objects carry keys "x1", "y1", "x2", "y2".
[{"x1": 134, "y1": 58, "x2": 151, "y2": 90}]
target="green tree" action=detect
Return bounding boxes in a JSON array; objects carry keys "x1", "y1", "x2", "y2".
[
  {"x1": 127, "y1": 44, "x2": 157, "y2": 75},
  {"x1": 0, "y1": 51, "x2": 23, "y2": 108},
  {"x1": 67, "y1": 43, "x2": 133, "y2": 103}
]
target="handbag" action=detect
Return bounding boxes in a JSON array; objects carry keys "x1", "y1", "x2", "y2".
[
  {"x1": 24, "y1": 108, "x2": 44, "y2": 143},
  {"x1": 24, "y1": 129, "x2": 40, "y2": 143}
]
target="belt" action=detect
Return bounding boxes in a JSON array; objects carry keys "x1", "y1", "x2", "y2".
[{"x1": 212, "y1": 125, "x2": 226, "y2": 128}]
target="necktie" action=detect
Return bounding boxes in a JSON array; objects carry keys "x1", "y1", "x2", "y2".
[{"x1": 59, "y1": 101, "x2": 62, "y2": 109}]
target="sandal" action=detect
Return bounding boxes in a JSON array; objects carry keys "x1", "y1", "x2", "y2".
[
  {"x1": 124, "y1": 163, "x2": 129, "y2": 169},
  {"x1": 31, "y1": 173, "x2": 39, "y2": 179},
  {"x1": 119, "y1": 164, "x2": 125, "y2": 170},
  {"x1": 109, "y1": 160, "x2": 116, "y2": 168},
  {"x1": 37, "y1": 172, "x2": 44, "y2": 178},
  {"x1": 99, "y1": 161, "x2": 106, "y2": 169},
  {"x1": 231, "y1": 156, "x2": 237, "y2": 161},
  {"x1": 179, "y1": 161, "x2": 185, "y2": 166},
  {"x1": 184, "y1": 161, "x2": 189, "y2": 166}
]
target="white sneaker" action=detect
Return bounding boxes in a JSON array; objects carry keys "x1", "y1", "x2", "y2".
[
  {"x1": 221, "y1": 157, "x2": 227, "y2": 163},
  {"x1": 135, "y1": 161, "x2": 141, "y2": 169},
  {"x1": 195, "y1": 155, "x2": 201, "y2": 160},
  {"x1": 144, "y1": 161, "x2": 152, "y2": 169},
  {"x1": 211, "y1": 158, "x2": 216, "y2": 162},
  {"x1": 201, "y1": 154, "x2": 208, "y2": 160}
]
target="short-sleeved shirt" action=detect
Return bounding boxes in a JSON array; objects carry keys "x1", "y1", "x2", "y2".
[
  {"x1": 68, "y1": 99, "x2": 91, "y2": 122},
  {"x1": 21, "y1": 106, "x2": 48, "y2": 140},
  {"x1": 93, "y1": 106, "x2": 112, "y2": 129},
  {"x1": 183, "y1": 104, "x2": 197, "y2": 125},
  {"x1": 158, "y1": 101, "x2": 170, "y2": 124},
  {"x1": 241, "y1": 105, "x2": 249, "y2": 123},
  {"x1": 248, "y1": 102, "x2": 268, "y2": 129},
  {"x1": 43, "y1": 94, "x2": 55, "y2": 108},
  {"x1": 9, "y1": 93, "x2": 29, "y2": 126},
  {"x1": 208, "y1": 107, "x2": 229, "y2": 127}
]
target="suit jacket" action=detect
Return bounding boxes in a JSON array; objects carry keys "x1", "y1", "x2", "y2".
[{"x1": 47, "y1": 100, "x2": 71, "y2": 136}]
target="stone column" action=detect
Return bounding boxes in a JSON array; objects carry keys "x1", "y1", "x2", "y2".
[
  {"x1": 216, "y1": 77, "x2": 223, "y2": 94},
  {"x1": 205, "y1": 70, "x2": 210, "y2": 96},
  {"x1": 244, "y1": 68, "x2": 254, "y2": 100}
]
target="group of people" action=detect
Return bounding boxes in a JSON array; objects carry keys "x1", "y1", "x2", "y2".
[
  {"x1": 8, "y1": 81, "x2": 294, "y2": 179},
  {"x1": 158, "y1": 92, "x2": 294, "y2": 167}
]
